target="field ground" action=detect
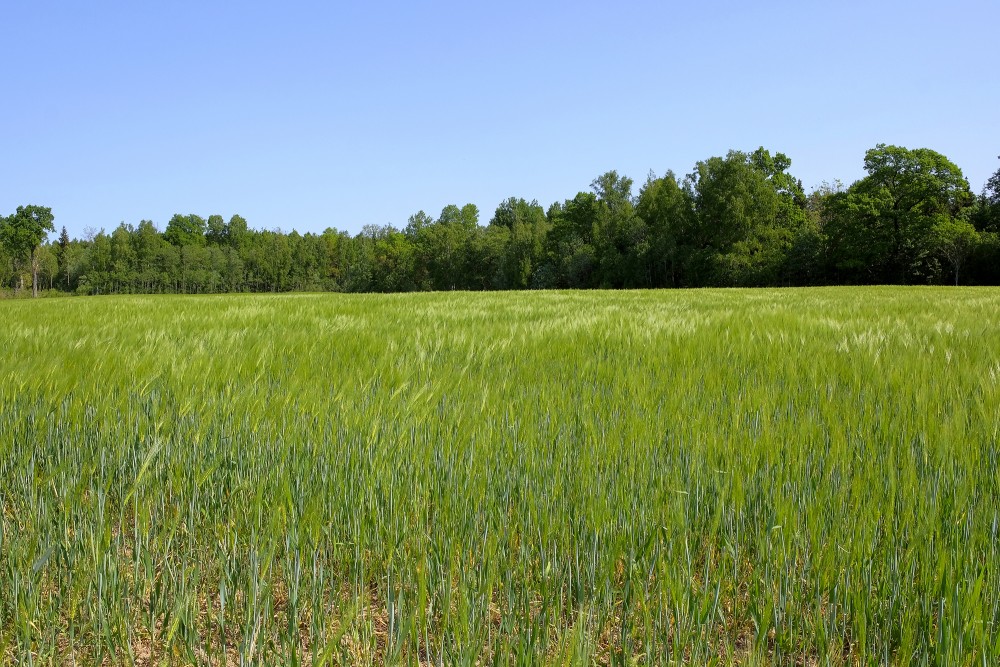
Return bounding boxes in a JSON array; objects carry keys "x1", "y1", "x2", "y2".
[{"x1": 2, "y1": 287, "x2": 999, "y2": 665}]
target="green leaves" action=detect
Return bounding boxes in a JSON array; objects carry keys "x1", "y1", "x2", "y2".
[
  {"x1": 933, "y1": 215, "x2": 981, "y2": 285},
  {"x1": 827, "y1": 144, "x2": 976, "y2": 284},
  {"x1": 0, "y1": 205, "x2": 54, "y2": 257},
  {"x1": 163, "y1": 213, "x2": 207, "y2": 247},
  {"x1": 685, "y1": 148, "x2": 808, "y2": 286},
  {"x1": 0, "y1": 204, "x2": 55, "y2": 296},
  {"x1": 19, "y1": 145, "x2": 1000, "y2": 297}
]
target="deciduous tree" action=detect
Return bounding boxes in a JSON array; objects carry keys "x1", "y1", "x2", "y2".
[
  {"x1": 826, "y1": 145, "x2": 973, "y2": 283},
  {"x1": 0, "y1": 205, "x2": 55, "y2": 296},
  {"x1": 933, "y1": 216, "x2": 980, "y2": 285}
]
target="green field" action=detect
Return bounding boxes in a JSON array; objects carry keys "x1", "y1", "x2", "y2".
[{"x1": 2, "y1": 288, "x2": 999, "y2": 665}]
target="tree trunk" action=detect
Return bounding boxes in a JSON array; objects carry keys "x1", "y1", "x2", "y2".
[{"x1": 32, "y1": 248, "x2": 39, "y2": 298}]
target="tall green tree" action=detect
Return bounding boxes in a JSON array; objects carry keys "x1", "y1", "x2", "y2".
[
  {"x1": 973, "y1": 160, "x2": 1000, "y2": 234},
  {"x1": 933, "y1": 215, "x2": 980, "y2": 285},
  {"x1": 438, "y1": 203, "x2": 479, "y2": 229},
  {"x1": 84, "y1": 231, "x2": 114, "y2": 294},
  {"x1": 635, "y1": 171, "x2": 696, "y2": 287},
  {"x1": 542, "y1": 192, "x2": 600, "y2": 288},
  {"x1": 686, "y1": 149, "x2": 808, "y2": 286},
  {"x1": 489, "y1": 198, "x2": 547, "y2": 288},
  {"x1": 227, "y1": 214, "x2": 250, "y2": 249},
  {"x1": 35, "y1": 245, "x2": 59, "y2": 290},
  {"x1": 110, "y1": 223, "x2": 138, "y2": 293},
  {"x1": 466, "y1": 224, "x2": 510, "y2": 289},
  {"x1": 825, "y1": 144, "x2": 973, "y2": 283},
  {"x1": 0, "y1": 205, "x2": 55, "y2": 296},
  {"x1": 589, "y1": 171, "x2": 647, "y2": 287},
  {"x1": 370, "y1": 226, "x2": 416, "y2": 292},
  {"x1": 407, "y1": 205, "x2": 479, "y2": 290},
  {"x1": 133, "y1": 220, "x2": 165, "y2": 291},
  {"x1": 206, "y1": 214, "x2": 227, "y2": 246},
  {"x1": 57, "y1": 226, "x2": 71, "y2": 289},
  {"x1": 968, "y1": 163, "x2": 1000, "y2": 283},
  {"x1": 164, "y1": 214, "x2": 207, "y2": 247}
]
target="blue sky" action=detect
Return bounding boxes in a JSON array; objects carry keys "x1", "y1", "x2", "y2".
[{"x1": 2, "y1": 0, "x2": 997, "y2": 238}]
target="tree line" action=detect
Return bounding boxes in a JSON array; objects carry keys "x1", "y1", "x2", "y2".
[{"x1": 3, "y1": 144, "x2": 999, "y2": 297}]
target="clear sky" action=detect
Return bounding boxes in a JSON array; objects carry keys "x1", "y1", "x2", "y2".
[{"x1": 3, "y1": 0, "x2": 997, "y2": 239}]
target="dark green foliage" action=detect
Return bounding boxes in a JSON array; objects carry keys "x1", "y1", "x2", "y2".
[
  {"x1": 973, "y1": 162, "x2": 1000, "y2": 234},
  {"x1": 635, "y1": 170, "x2": 696, "y2": 287},
  {"x1": 685, "y1": 148, "x2": 809, "y2": 286},
  {"x1": 824, "y1": 145, "x2": 974, "y2": 284},
  {"x1": 0, "y1": 204, "x2": 55, "y2": 296},
  {"x1": 489, "y1": 198, "x2": 548, "y2": 289},
  {"x1": 11, "y1": 146, "x2": 1000, "y2": 297},
  {"x1": 164, "y1": 213, "x2": 207, "y2": 247},
  {"x1": 56, "y1": 226, "x2": 71, "y2": 289}
]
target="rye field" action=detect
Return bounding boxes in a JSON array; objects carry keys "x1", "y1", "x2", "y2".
[{"x1": 1, "y1": 287, "x2": 999, "y2": 666}]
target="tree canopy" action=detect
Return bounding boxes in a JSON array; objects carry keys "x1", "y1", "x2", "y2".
[
  {"x1": 0, "y1": 204, "x2": 55, "y2": 296},
  {"x1": 825, "y1": 145, "x2": 974, "y2": 283},
  {"x1": 3, "y1": 145, "x2": 998, "y2": 296}
]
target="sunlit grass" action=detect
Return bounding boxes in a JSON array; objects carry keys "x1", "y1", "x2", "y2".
[{"x1": 1, "y1": 287, "x2": 998, "y2": 665}]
